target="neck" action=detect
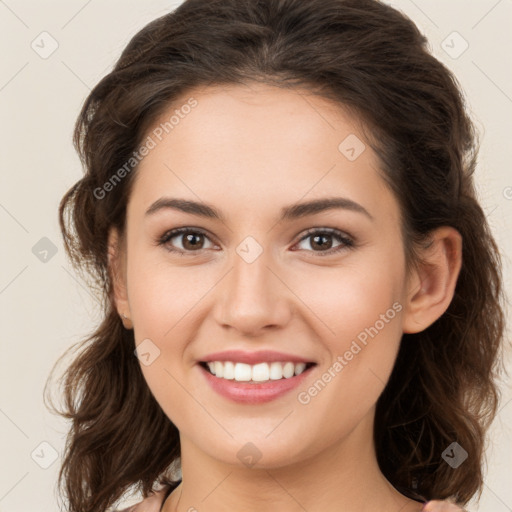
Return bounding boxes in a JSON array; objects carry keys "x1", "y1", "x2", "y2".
[{"x1": 163, "y1": 411, "x2": 423, "y2": 512}]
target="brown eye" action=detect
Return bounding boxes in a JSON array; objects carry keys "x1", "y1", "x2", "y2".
[
  {"x1": 158, "y1": 228, "x2": 216, "y2": 254},
  {"x1": 294, "y1": 228, "x2": 354, "y2": 256},
  {"x1": 181, "y1": 232, "x2": 205, "y2": 250},
  {"x1": 310, "y1": 233, "x2": 334, "y2": 251}
]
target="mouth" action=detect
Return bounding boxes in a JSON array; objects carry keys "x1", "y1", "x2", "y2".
[
  {"x1": 197, "y1": 360, "x2": 317, "y2": 404},
  {"x1": 199, "y1": 360, "x2": 317, "y2": 383}
]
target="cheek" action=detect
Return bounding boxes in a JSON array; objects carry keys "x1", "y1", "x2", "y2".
[
  {"x1": 126, "y1": 251, "x2": 213, "y2": 342},
  {"x1": 290, "y1": 257, "x2": 405, "y2": 419},
  {"x1": 124, "y1": 251, "x2": 197, "y2": 373},
  {"x1": 290, "y1": 255, "x2": 404, "y2": 349},
  {"x1": 125, "y1": 258, "x2": 205, "y2": 427}
]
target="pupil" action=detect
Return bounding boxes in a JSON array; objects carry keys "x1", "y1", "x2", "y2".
[
  {"x1": 184, "y1": 233, "x2": 202, "y2": 250},
  {"x1": 312, "y1": 234, "x2": 331, "y2": 250}
]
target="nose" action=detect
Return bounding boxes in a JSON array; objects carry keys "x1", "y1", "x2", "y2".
[{"x1": 213, "y1": 247, "x2": 292, "y2": 337}]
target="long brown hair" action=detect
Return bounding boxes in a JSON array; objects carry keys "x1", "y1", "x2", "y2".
[{"x1": 44, "y1": 0, "x2": 507, "y2": 510}]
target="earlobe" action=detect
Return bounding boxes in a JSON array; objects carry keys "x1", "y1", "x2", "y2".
[
  {"x1": 402, "y1": 226, "x2": 462, "y2": 334},
  {"x1": 108, "y1": 228, "x2": 133, "y2": 329}
]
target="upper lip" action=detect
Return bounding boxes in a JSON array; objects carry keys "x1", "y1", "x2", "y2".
[{"x1": 199, "y1": 350, "x2": 315, "y2": 365}]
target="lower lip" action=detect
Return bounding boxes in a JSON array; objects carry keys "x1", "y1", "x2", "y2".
[{"x1": 198, "y1": 364, "x2": 315, "y2": 404}]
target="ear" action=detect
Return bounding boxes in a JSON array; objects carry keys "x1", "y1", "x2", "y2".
[
  {"x1": 108, "y1": 227, "x2": 133, "y2": 330},
  {"x1": 402, "y1": 226, "x2": 462, "y2": 334}
]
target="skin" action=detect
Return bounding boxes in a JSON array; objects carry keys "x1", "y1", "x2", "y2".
[{"x1": 109, "y1": 83, "x2": 463, "y2": 512}]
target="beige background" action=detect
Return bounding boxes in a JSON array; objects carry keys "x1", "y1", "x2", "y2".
[{"x1": 0, "y1": 1, "x2": 511, "y2": 511}]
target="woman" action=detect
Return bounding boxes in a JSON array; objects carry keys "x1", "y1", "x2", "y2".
[{"x1": 45, "y1": 1, "x2": 506, "y2": 511}]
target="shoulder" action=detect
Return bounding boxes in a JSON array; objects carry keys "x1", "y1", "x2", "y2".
[{"x1": 113, "y1": 487, "x2": 169, "y2": 512}]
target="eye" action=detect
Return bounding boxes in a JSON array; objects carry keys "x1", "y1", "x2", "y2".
[
  {"x1": 293, "y1": 228, "x2": 354, "y2": 256},
  {"x1": 157, "y1": 226, "x2": 355, "y2": 257},
  {"x1": 157, "y1": 227, "x2": 217, "y2": 254}
]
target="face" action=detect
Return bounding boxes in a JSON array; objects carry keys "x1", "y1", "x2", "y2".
[{"x1": 113, "y1": 83, "x2": 414, "y2": 468}]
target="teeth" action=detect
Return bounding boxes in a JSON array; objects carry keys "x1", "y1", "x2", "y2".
[
  {"x1": 234, "y1": 362, "x2": 252, "y2": 381},
  {"x1": 223, "y1": 361, "x2": 235, "y2": 379},
  {"x1": 204, "y1": 361, "x2": 309, "y2": 382},
  {"x1": 214, "y1": 361, "x2": 224, "y2": 378},
  {"x1": 269, "y1": 362, "x2": 283, "y2": 380},
  {"x1": 282, "y1": 362, "x2": 295, "y2": 378},
  {"x1": 295, "y1": 362, "x2": 306, "y2": 375}
]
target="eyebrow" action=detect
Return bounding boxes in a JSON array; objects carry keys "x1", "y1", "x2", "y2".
[{"x1": 145, "y1": 196, "x2": 373, "y2": 222}]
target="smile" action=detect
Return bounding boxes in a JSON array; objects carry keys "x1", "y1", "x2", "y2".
[
  {"x1": 201, "y1": 360, "x2": 315, "y2": 382},
  {"x1": 198, "y1": 361, "x2": 317, "y2": 404}
]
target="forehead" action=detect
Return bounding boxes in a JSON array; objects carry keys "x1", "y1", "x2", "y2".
[
  {"x1": 128, "y1": 82, "x2": 398, "y2": 226},
  {"x1": 151, "y1": 82, "x2": 363, "y2": 152}
]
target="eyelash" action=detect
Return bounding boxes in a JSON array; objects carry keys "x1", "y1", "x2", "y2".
[{"x1": 156, "y1": 227, "x2": 355, "y2": 257}]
